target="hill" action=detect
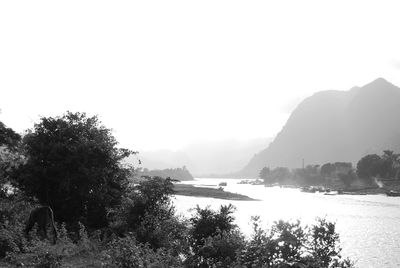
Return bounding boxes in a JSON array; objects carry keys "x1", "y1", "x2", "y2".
[
  {"x1": 240, "y1": 78, "x2": 400, "y2": 177},
  {"x1": 136, "y1": 138, "x2": 272, "y2": 176}
]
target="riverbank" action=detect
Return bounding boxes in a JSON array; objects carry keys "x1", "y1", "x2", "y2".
[
  {"x1": 237, "y1": 178, "x2": 400, "y2": 196},
  {"x1": 173, "y1": 183, "x2": 257, "y2": 201}
]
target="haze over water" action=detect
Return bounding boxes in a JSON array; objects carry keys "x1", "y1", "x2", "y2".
[{"x1": 174, "y1": 178, "x2": 400, "y2": 268}]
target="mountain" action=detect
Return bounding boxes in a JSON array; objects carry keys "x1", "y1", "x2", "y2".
[
  {"x1": 136, "y1": 138, "x2": 272, "y2": 176},
  {"x1": 240, "y1": 78, "x2": 400, "y2": 177}
]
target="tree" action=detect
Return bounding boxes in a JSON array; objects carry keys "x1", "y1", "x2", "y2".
[
  {"x1": 189, "y1": 204, "x2": 236, "y2": 248},
  {"x1": 337, "y1": 170, "x2": 356, "y2": 188},
  {"x1": 381, "y1": 150, "x2": 400, "y2": 179},
  {"x1": 113, "y1": 176, "x2": 187, "y2": 251},
  {"x1": 320, "y1": 163, "x2": 336, "y2": 177},
  {"x1": 356, "y1": 154, "x2": 382, "y2": 179},
  {"x1": 259, "y1": 167, "x2": 270, "y2": 182},
  {"x1": 187, "y1": 204, "x2": 240, "y2": 267},
  {"x1": 0, "y1": 122, "x2": 24, "y2": 190},
  {"x1": 14, "y1": 112, "x2": 133, "y2": 228},
  {"x1": 295, "y1": 165, "x2": 322, "y2": 185},
  {"x1": 0, "y1": 121, "x2": 21, "y2": 149},
  {"x1": 269, "y1": 167, "x2": 291, "y2": 184}
]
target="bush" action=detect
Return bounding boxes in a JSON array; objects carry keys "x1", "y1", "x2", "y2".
[
  {"x1": 0, "y1": 195, "x2": 36, "y2": 258},
  {"x1": 0, "y1": 227, "x2": 23, "y2": 258},
  {"x1": 237, "y1": 217, "x2": 354, "y2": 268},
  {"x1": 187, "y1": 230, "x2": 245, "y2": 268},
  {"x1": 189, "y1": 204, "x2": 236, "y2": 249},
  {"x1": 35, "y1": 251, "x2": 62, "y2": 268},
  {"x1": 106, "y1": 234, "x2": 182, "y2": 268},
  {"x1": 111, "y1": 176, "x2": 187, "y2": 252}
]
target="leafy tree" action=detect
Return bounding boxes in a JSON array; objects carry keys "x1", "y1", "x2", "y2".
[
  {"x1": 0, "y1": 122, "x2": 24, "y2": 190},
  {"x1": 187, "y1": 204, "x2": 241, "y2": 267},
  {"x1": 356, "y1": 154, "x2": 382, "y2": 179},
  {"x1": 337, "y1": 170, "x2": 357, "y2": 188},
  {"x1": 189, "y1": 204, "x2": 236, "y2": 248},
  {"x1": 237, "y1": 218, "x2": 354, "y2": 268},
  {"x1": 13, "y1": 112, "x2": 133, "y2": 228},
  {"x1": 381, "y1": 150, "x2": 400, "y2": 179},
  {"x1": 321, "y1": 163, "x2": 336, "y2": 177},
  {"x1": 259, "y1": 167, "x2": 270, "y2": 182},
  {"x1": 268, "y1": 167, "x2": 291, "y2": 184},
  {"x1": 139, "y1": 166, "x2": 193, "y2": 181},
  {"x1": 0, "y1": 121, "x2": 21, "y2": 149},
  {"x1": 295, "y1": 165, "x2": 322, "y2": 185},
  {"x1": 113, "y1": 176, "x2": 187, "y2": 251}
]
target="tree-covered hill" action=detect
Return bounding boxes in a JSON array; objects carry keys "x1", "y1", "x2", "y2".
[{"x1": 240, "y1": 78, "x2": 400, "y2": 177}]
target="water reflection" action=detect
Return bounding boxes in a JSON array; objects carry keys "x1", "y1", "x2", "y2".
[{"x1": 173, "y1": 178, "x2": 400, "y2": 268}]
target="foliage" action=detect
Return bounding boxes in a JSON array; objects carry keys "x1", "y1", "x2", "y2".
[
  {"x1": 189, "y1": 204, "x2": 236, "y2": 248},
  {"x1": 0, "y1": 194, "x2": 36, "y2": 258},
  {"x1": 13, "y1": 112, "x2": 134, "y2": 228},
  {"x1": 35, "y1": 251, "x2": 62, "y2": 268},
  {"x1": 113, "y1": 176, "x2": 175, "y2": 232},
  {"x1": 321, "y1": 163, "x2": 336, "y2": 177},
  {"x1": 0, "y1": 146, "x2": 26, "y2": 188},
  {"x1": 356, "y1": 151, "x2": 400, "y2": 180},
  {"x1": 337, "y1": 170, "x2": 357, "y2": 188},
  {"x1": 295, "y1": 165, "x2": 323, "y2": 185},
  {"x1": 262, "y1": 167, "x2": 292, "y2": 185},
  {"x1": 187, "y1": 230, "x2": 245, "y2": 268},
  {"x1": 0, "y1": 121, "x2": 24, "y2": 189},
  {"x1": 356, "y1": 154, "x2": 382, "y2": 179},
  {"x1": 237, "y1": 217, "x2": 354, "y2": 268},
  {"x1": 112, "y1": 176, "x2": 188, "y2": 252},
  {"x1": 185, "y1": 204, "x2": 240, "y2": 267},
  {"x1": 381, "y1": 150, "x2": 400, "y2": 179},
  {"x1": 0, "y1": 121, "x2": 21, "y2": 149},
  {"x1": 139, "y1": 166, "x2": 194, "y2": 181},
  {"x1": 0, "y1": 112, "x2": 358, "y2": 267},
  {"x1": 106, "y1": 234, "x2": 182, "y2": 268},
  {"x1": 259, "y1": 167, "x2": 270, "y2": 180}
]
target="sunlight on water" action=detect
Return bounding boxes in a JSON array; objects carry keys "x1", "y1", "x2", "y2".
[{"x1": 173, "y1": 178, "x2": 400, "y2": 268}]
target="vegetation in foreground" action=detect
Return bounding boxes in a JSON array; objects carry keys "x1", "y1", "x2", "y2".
[{"x1": 1, "y1": 112, "x2": 354, "y2": 267}]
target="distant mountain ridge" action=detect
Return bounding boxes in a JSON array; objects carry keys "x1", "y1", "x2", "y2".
[
  {"x1": 240, "y1": 78, "x2": 400, "y2": 177},
  {"x1": 136, "y1": 138, "x2": 272, "y2": 176}
]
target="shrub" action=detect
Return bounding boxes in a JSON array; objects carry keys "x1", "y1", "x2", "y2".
[
  {"x1": 189, "y1": 204, "x2": 236, "y2": 249},
  {"x1": 237, "y1": 217, "x2": 354, "y2": 268},
  {"x1": 106, "y1": 234, "x2": 181, "y2": 268},
  {"x1": 111, "y1": 176, "x2": 188, "y2": 252},
  {"x1": 0, "y1": 194, "x2": 35, "y2": 258},
  {"x1": 35, "y1": 251, "x2": 62, "y2": 268}
]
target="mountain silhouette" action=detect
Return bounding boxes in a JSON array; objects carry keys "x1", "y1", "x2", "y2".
[{"x1": 240, "y1": 78, "x2": 400, "y2": 177}]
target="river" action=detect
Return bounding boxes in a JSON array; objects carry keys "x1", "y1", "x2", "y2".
[{"x1": 172, "y1": 178, "x2": 400, "y2": 268}]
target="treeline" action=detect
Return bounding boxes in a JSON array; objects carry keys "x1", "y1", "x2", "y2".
[
  {"x1": 138, "y1": 166, "x2": 193, "y2": 181},
  {"x1": 0, "y1": 112, "x2": 354, "y2": 267},
  {"x1": 259, "y1": 150, "x2": 400, "y2": 187}
]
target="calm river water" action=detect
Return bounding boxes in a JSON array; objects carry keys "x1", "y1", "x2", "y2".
[{"x1": 173, "y1": 178, "x2": 400, "y2": 268}]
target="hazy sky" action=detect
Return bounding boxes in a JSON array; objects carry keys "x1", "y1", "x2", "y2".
[{"x1": 1, "y1": 1, "x2": 399, "y2": 151}]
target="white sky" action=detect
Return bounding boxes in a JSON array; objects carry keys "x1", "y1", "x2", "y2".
[{"x1": 1, "y1": 0, "x2": 400, "y2": 151}]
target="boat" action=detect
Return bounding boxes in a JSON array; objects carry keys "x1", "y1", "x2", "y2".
[
  {"x1": 218, "y1": 182, "x2": 227, "y2": 186},
  {"x1": 386, "y1": 190, "x2": 400, "y2": 197},
  {"x1": 301, "y1": 186, "x2": 317, "y2": 193},
  {"x1": 324, "y1": 191, "x2": 338, "y2": 196}
]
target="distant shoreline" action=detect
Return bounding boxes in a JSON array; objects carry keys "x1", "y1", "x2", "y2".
[{"x1": 173, "y1": 184, "x2": 258, "y2": 201}]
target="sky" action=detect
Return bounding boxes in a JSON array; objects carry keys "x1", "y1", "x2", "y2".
[{"x1": 1, "y1": 0, "x2": 400, "y2": 151}]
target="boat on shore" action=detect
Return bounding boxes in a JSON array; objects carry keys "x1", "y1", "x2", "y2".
[{"x1": 386, "y1": 190, "x2": 400, "y2": 197}]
